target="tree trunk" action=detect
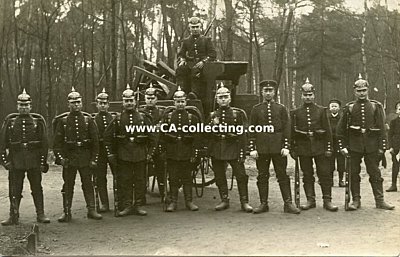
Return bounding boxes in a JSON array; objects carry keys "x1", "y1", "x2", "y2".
[
  {"x1": 110, "y1": 0, "x2": 117, "y2": 99},
  {"x1": 223, "y1": 0, "x2": 234, "y2": 61}
]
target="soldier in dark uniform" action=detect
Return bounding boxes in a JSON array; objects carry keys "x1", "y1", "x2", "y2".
[
  {"x1": 176, "y1": 16, "x2": 217, "y2": 100},
  {"x1": 0, "y1": 89, "x2": 50, "y2": 225},
  {"x1": 207, "y1": 84, "x2": 253, "y2": 212},
  {"x1": 290, "y1": 79, "x2": 338, "y2": 212},
  {"x1": 54, "y1": 87, "x2": 102, "y2": 222},
  {"x1": 92, "y1": 89, "x2": 115, "y2": 212},
  {"x1": 328, "y1": 99, "x2": 345, "y2": 187},
  {"x1": 337, "y1": 76, "x2": 394, "y2": 210},
  {"x1": 139, "y1": 85, "x2": 166, "y2": 202},
  {"x1": 249, "y1": 80, "x2": 300, "y2": 214},
  {"x1": 161, "y1": 87, "x2": 200, "y2": 212},
  {"x1": 103, "y1": 85, "x2": 156, "y2": 216},
  {"x1": 386, "y1": 101, "x2": 400, "y2": 192}
]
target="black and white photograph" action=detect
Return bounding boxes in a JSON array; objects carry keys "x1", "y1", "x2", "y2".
[{"x1": 0, "y1": 0, "x2": 399, "y2": 255}]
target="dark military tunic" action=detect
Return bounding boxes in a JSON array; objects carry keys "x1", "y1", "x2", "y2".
[
  {"x1": 336, "y1": 99, "x2": 387, "y2": 186},
  {"x1": 207, "y1": 106, "x2": 249, "y2": 201},
  {"x1": 161, "y1": 108, "x2": 200, "y2": 188},
  {"x1": 388, "y1": 116, "x2": 400, "y2": 182},
  {"x1": 103, "y1": 109, "x2": 156, "y2": 207},
  {"x1": 291, "y1": 103, "x2": 333, "y2": 188},
  {"x1": 249, "y1": 101, "x2": 291, "y2": 186},
  {"x1": 0, "y1": 113, "x2": 48, "y2": 202}
]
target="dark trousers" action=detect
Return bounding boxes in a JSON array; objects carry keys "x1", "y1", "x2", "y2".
[
  {"x1": 148, "y1": 152, "x2": 165, "y2": 188},
  {"x1": 61, "y1": 165, "x2": 94, "y2": 209},
  {"x1": 329, "y1": 151, "x2": 345, "y2": 180},
  {"x1": 256, "y1": 154, "x2": 290, "y2": 185},
  {"x1": 299, "y1": 154, "x2": 332, "y2": 187},
  {"x1": 95, "y1": 157, "x2": 112, "y2": 203},
  {"x1": 8, "y1": 168, "x2": 44, "y2": 214},
  {"x1": 167, "y1": 159, "x2": 192, "y2": 188},
  {"x1": 350, "y1": 151, "x2": 383, "y2": 184},
  {"x1": 118, "y1": 160, "x2": 146, "y2": 207},
  {"x1": 212, "y1": 158, "x2": 248, "y2": 192},
  {"x1": 176, "y1": 63, "x2": 204, "y2": 97},
  {"x1": 391, "y1": 149, "x2": 399, "y2": 176}
]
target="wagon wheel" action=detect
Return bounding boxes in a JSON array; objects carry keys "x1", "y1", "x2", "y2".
[{"x1": 192, "y1": 156, "x2": 215, "y2": 197}]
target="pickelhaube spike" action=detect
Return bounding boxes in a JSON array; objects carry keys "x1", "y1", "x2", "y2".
[
  {"x1": 173, "y1": 85, "x2": 186, "y2": 100},
  {"x1": 96, "y1": 87, "x2": 109, "y2": 101},
  {"x1": 354, "y1": 74, "x2": 369, "y2": 89},
  {"x1": 17, "y1": 88, "x2": 32, "y2": 104},
  {"x1": 358, "y1": 73, "x2": 363, "y2": 79},
  {"x1": 122, "y1": 84, "x2": 134, "y2": 99},
  {"x1": 68, "y1": 86, "x2": 82, "y2": 102},
  {"x1": 145, "y1": 82, "x2": 157, "y2": 96},
  {"x1": 301, "y1": 77, "x2": 314, "y2": 93},
  {"x1": 215, "y1": 82, "x2": 231, "y2": 97}
]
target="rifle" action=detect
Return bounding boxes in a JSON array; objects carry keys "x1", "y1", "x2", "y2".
[
  {"x1": 294, "y1": 157, "x2": 301, "y2": 208},
  {"x1": 110, "y1": 163, "x2": 119, "y2": 217},
  {"x1": 344, "y1": 111, "x2": 352, "y2": 211},
  {"x1": 204, "y1": 15, "x2": 216, "y2": 37},
  {"x1": 293, "y1": 113, "x2": 300, "y2": 208},
  {"x1": 62, "y1": 163, "x2": 72, "y2": 222},
  {"x1": 92, "y1": 173, "x2": 100, "y2": 212},
  {"x1": 9, "y1": 169, "x2": 19, "y2": 224},
  {"x1": 162, "y1": 153, "x2": 168, "y2": 212}
]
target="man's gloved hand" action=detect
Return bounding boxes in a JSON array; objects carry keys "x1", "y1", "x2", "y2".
[
  {"x1": 40, "y1": 163, "x2": 49, "y2": 173},
  {"x1": 281, "y1": 149, "x2": 290, "y2": 157},
  {"x1": 178, "y1": 59, "x2": 186, "y2": 67},
  {"x1": 325, "y1": 151, "x2": 333, "y2": 157},
  {"x1": 340, "y1": 148, "x2": 349, "y2": 157},
  {"x1": 89, "y1": 161, "x2": 97, "y2": 169},
  {"x1": 389, "y1": 147, "x2": 395, "y2": 154},
  {"x1": 60, "y1": 158, "x2": 70, "y2": 168},
  {"x1": 146, "y1": 154, "x2": 154, "y2": 163},
  {"x1": 238, "y1": 155, "x2": 246, "y2": 164},
  {"x1": 3, "y1": 161, "x2": 13, "y2": 170},
  {"x1": 190, "y1": 156, "x2": 199, "y2": 163},
  {"x1": 193, "y1": 61, "x2": 204, "y2": 69},
  {"x1": 250, "y1": 150, "x2": 259, "y2": 159},
  {"x1": 107, "y1": 155, "x2": 117, "y2": 167},
  {"x1": 290, "y1": 151, "x2": 298, "y2": 160}
]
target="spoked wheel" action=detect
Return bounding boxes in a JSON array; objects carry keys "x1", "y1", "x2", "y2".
[{"x1": 192, "y1": 157, "x2": 215, "y2": 197}]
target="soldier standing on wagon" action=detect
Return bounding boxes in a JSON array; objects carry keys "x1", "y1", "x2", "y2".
[
  {"x1": 336, "y1": 76, "x2": 394, "y2": 210},
  {"x1": 249, "y1": 80, "x2": 300, "y2": 214},
  {"x1": 103, "y1": 85, "x2": 156, "y2": 216},
  {"x1": 53, "y1": 87, "x2": 102, "y2": 222},
  {"x1": 328, "y1": 99, "x2": 345, "y2": 187},
  {"x1": 161, "y1": 87, "x2": 200, "y2": 212},
  {"x1": 176, "y1": 16, "x2": 217, "y2": 100},
  {"x1": 92, "y1": 89, "x2": 115, "y2": 212},
  {"x1": 0, "y1": 89, "x2": 50, "y2": 225},
  {"x1": 207, "y1": 84, "x2": 253, "y2": 213},
  {"x1": 290, "y1": 79, "x2": 338, "y2": 212}
]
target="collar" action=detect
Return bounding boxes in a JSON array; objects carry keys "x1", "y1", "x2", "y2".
[{"x1": 331, "y1": 113, "x2": 339, "y2": 118}]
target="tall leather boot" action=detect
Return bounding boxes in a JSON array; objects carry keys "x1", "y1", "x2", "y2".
[
  {"x1": 279, "y1": 182, "x2": 301, "y2": 214},
  {"x1": 253, "y1": 181, "x2": 269, "y2": 214},
  {"x1": 237, "y1": 181, "x2": 253, "y2": 213},
  {"x1": 58, "y1": 191, "x2": 73, "y2": 222},
  {"x1": 183, "y1": 185, "x2": 199, "y2": 211},
  {"x1": 166, "y1": 186, "x2": 179, "y2": 212},
  {"x1": 300, "y1": 183, "x2": 316, "y2": 210},
  {"x1": 371, "y1": 180, "x2": 395, "y2": 210},
  {"x1": 98, "y1": 188, "x2": 110, "y2": 213},
  {"x1": 32, "y1": 193, "x2": 50, "y2": 223},
  {"x1": 386, "y1": 169, "x2": 398, "y2": 192},
  {"x1": 348, "y1": 181, "x2": 361, "y2": 211},
  {"x1": 158, "y1": 181, "x2": 166, "y2": 203},
  {"x1": 83, "y1": 186, "x2": 102, "y2": 220},
  {"x1": 215, "y1": 186, "x2": 230, "y2": 211},
  {"x1": 2, "y1": 198, "x2": 21, "y2": 226},
  {"x1": 321, "y1": 185, "x2": 338, "y2": 212}
]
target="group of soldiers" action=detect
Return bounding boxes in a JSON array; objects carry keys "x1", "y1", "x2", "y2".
[{"x1": 0, "y1": 16, "x2": 396, "y2": 226}]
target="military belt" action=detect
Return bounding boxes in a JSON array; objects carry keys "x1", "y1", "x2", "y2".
[
  {"x1": 10, "y1": 141, "x2": 42, "y2": 150},
  {"x1": 349, "y1": 126, "x2": 380, "y2": 134},
  {"x1": 66, "y1": 140, "x2": 92, "y2": 148}
]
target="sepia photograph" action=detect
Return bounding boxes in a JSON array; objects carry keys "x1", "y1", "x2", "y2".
[{"x1": 0, "y1": 0, "x2": 399, "y2": 255}]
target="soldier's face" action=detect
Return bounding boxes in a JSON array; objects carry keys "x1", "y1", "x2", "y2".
[
  {"x1": 262, "y1": 87, "x2": 275, "y2": 101},
  {"x1": 216, "y1": 95, "x2": 231, "y2": 107},
  {"x1": 69, "y1": 100, "x2": 82, "y2": 112},
  {"x1": 123, "y1": 98, "x2": 136, "y2": 110},
  {"x1": 329, "y1": 103, "x2": 340, "y2": 114},
  {"x1": 354, "y1": 88, "x2": 368, "y2": 100},
  {"x1": 174, "y1": 99, "x2": 187, "y2": 110},
  {"x1": 17, "y1": 103, "x2": 31, "y2": 115},
  {"x1": 395, "y1": 104, "x2": 400, "y2": 114},
  {"x1": 189, "y1": 25, "x2": 201, "y2": 36},
  {"x1": 96, "y1": 101, "x2": 109, "y2": 112},
  {"x1": 145, "y1": 95, "x2": 157, "y2": 107},
  {"x1": 301, "y1": 92, "x2": 315, "y2": 104}
]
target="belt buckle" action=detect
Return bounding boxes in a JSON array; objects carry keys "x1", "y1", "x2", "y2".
[
  {"x1": 308, "y1": 132, "x2": 314, "y2": 137},
  {"x1": 129, "y1": 137, "x2": 135, "y2": 142},
  {"x1": 361, "y1": 128, "x2": 366, "y2": 134},
  {"x1": 177, "y1": 136, "x2": 182, "y2": 141},
  {"x1": 221, "y1": 135, "x2": 226, "y2": 140},
  {"x1": 22, "y1": 143, "x2": 28, "y2": 149},
  {"x1": 76, "y1": 141, "x2": 82, "y2": 147}
]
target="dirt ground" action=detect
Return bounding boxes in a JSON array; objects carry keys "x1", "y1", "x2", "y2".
[{"x1": 0, "y1": 153, "x2": 399, "y2": 256}]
